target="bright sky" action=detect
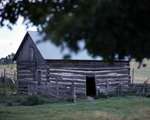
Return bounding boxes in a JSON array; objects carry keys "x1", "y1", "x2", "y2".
[{"x1": 0, "y1": 17, "x2": 37, "y2": 58}]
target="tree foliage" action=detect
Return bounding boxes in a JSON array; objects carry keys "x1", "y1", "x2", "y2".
[{"x1": 1, "y1": 0, "x2": 150, "y2": 62}]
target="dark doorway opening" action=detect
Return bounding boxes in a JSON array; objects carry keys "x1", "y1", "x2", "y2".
[{"x1": 86, "y1": 76, "x2": 96, "y2": 97}]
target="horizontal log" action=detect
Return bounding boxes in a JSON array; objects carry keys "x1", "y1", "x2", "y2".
[
  {"x1": 48, "y1": 74, "x2": 84, "y2": 80},
  {"x1": 48, "y1": 73, "x2": 130, "y2": 80},
  {"x1": 49, "y1": 81, "x2": 85, "y2": 85},
  {"x1": 48, "y1": 67, "x2": 129, "y2": 74},
  {"x1": 63, "y1": 67, "x2": 130, "y2": 71},
  {"x1": 96, "y1": 75, "x2": 129, "y2": 79},
  {"x1": 18, "y1": 74, "x2": 33, "y2": 77},
  {"x1": 48, "y1": 71, "x2": 129, "y2": 77},
  {"x1": 96, "y1": 82, "x2": 129, "y2": 86},
  {"x1": 96, "y1": 73, "x2": 129, "y2": 77},
  {"x1": 62, "y1": 78, "x2": 86, "y2": 82},
  {"x1": 18, "y1": 69, "x2": 32, "y2": 72},
  {"x1": 48, "y1": 78, "x2": 85, "y2": 84},
  {"x1": 47, "y1": 61, "x2": 129, "y2": 68},
  {"x1": 49, "y1": 82, "x2": 85, "y2": 88},
  {"x1": 18, "y1": 78, "x2": 33, "y2": 81},
  {"x1": 96, "y1": 80, "x2": 130, "y2": 85},
  {"x1": 95, "y1": 70, "x2": 129, "y2": 75},
  {"x1": 45, "y1": 76, "x2": 130, "y2": 84},
  {"x1": 96, "y1": 79, "x2": 130, "y2": 83},
  {"x1": 48, "y1": 65, "x2": 129, "y2": 70},
  {"x1": 49, "y1": 76, "x2": 84, "y2": 80}
]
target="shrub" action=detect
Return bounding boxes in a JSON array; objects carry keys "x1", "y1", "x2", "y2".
[
  {"x1": 21, "y1": 95, "x2": 50, "y2": 106},
  {"x1": 0, "y1": 95, "x2": 50, "y2": 106},
  {"x1": 6, "y1": 101, "x2": 13, "y2": 106},
  {"x1": 97, "y1": 92, "x2": 108, "y2": 98}
]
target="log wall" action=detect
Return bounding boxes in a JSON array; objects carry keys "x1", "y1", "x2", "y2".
[
  {"x1": 17, "y1": 60, "x2": 130, "y2": 100},
  {"x1": 46, "y1": 60, "x2": 130, "y2": 99}
]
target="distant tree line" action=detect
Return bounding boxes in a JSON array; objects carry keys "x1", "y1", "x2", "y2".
[{"x1": 0, "y1": 53, "x2": 15, "y2": 65}]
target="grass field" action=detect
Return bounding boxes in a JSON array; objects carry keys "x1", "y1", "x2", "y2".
[
  {"x1": 0, "y1": 64, "x2": 16, "y2": 72},
  {"x1": 0, "y1": 96, "x2": 150, "y2": 120},
  {"x1": 0, "y1": 64, "x2": 16, "y2": 80},
  {"x1": 130, "y1": 59, "x2": 150, "y2": 83}
]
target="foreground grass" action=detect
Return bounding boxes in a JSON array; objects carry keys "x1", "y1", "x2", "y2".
[{"x1": 0, "y1": 96, "x2": 150, "y2": 120}]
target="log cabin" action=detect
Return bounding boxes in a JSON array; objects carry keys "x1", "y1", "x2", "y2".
[{"x1": 14, "y1": 31, "x2": 131, "y2": 100}]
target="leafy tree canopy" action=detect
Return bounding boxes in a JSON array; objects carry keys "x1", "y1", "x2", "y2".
[{"x1": 1, "y1": 0, "x2": 150, "y2": 62}]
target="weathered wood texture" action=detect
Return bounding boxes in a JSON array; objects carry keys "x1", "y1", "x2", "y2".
[
  {"x1": 47, "y1": 61, "x2": 130, "y2": 99},
  {"x1": 17, "y1": 60, "x2": 130, "y2": 100}
]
